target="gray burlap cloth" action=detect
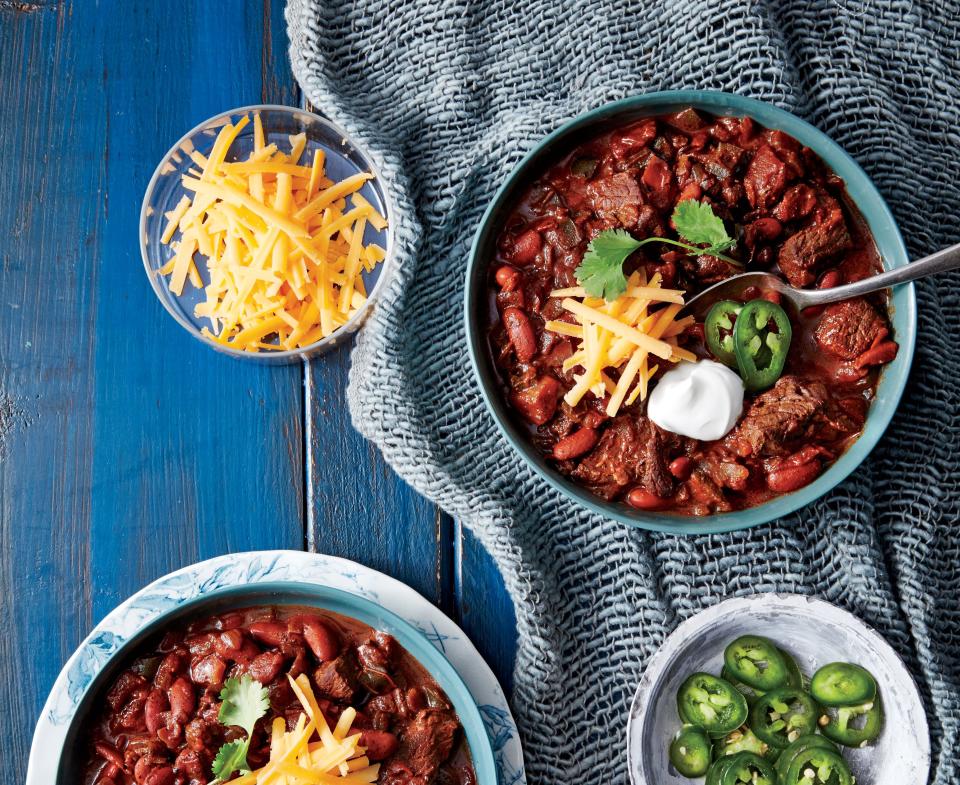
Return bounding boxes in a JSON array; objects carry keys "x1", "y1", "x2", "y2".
[{"x1": 286, "y1": 1, "x2": 960, "y2": 782}]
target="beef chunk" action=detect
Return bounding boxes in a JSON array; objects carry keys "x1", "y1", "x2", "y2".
[
  {"x1": 773, "y1": 183, "x2": 817, "y2": 223},
  {"x1": 725, "y1": 376, "x2": 827, "y2": 458},
  {"x1": 744, "y1": 144, "x2": 794, "y2": 209},
  {"x1": 815, "y1": 299, "x2": 887, "y2": 360},
  {"x1": 509, "y1": 375, "x2": 560, "y2": 425},
  {"x1": 393, "y1": 710, "x2": 458, "y2": 781},
  {"x1": 681, "y1": 252, "x2": 742, "y2": 285},
  {"x1": 313, "y1": 650, "x2": 359, "y2": 702},
  {"x1": 641, "y1": 155, "x2": 675, "y2": 210},
  {"x1": 571, "y1": 416, "x2": 675, "y2": 499},
  {"x1": 586, "y1": 172, "x2": 644, "y2": 229},
  {"x1": 778, "y1": 194, "x2": 850, "y2": 287}
]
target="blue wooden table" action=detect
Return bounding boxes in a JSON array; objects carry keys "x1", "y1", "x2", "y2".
[{"x1": 0, "y1": 3, "x2": 516, "y2": 779}]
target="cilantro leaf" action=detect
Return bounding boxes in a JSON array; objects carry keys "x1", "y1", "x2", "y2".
[
  {"x1": 212, "y1": 739, "x2": 252, "y2": 782},
  {"x1": 574, "y1": 229, "x2": 642, "y2": 300},
  {"x1": 672, "y1": 199, "x2": 736, "y2": 254},
  {"x1": 210, "y1": 676, "x2": 270, "y2": 782},
  {"x1": 218, "y1": 675, "x2": 270, "y2": 734}
]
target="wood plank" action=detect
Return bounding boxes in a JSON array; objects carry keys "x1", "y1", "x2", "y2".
[
  {"x1": 0, "y1": 1, "x2": 303, "y2": 780},
  {"x1": 304, "y1": 354, "x2": 447, "y2": 605}
]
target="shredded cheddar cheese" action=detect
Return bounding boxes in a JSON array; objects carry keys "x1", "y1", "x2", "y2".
[
  {"x1": 545, "y1": 271, "x2": 695, "y2": 416},
  {"x1": 229, "y1": 675, "x2": 379, "y2": 785},
  {"x1": 157, "y1": 112, "x2": 387, "y2": 351}
]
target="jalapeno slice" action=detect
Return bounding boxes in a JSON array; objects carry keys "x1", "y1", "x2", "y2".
[
  {"x1": 780, "y1": 648, "x2": 805, "y2": 690},
  {"x1": 719, "y1": 751, "x2": 777, "y2": 785},
  {"x1": 713, "y1": 725, "x2": 775, "y2": 762},
  {"x1": 732, "y1": 299, "x2": 792, "y2": 391},
  {"x1": 775, "y1": 734, "x2": 839, "y2": 783},
  {"x1": 669, "y1": 724, "x2": 712, "y2": 777},
  {"x1": 705, "y1": 755, "x2": 738, "y2": 785},
  {"x1": 784, "y1": 746, "x2": 853, "y2": 785},
  {"x1": 705, "y1": 299, "x2": 743, "y2": 367},
  {"x1": 749, "y1": 687, "x2": 820, "y2": 749},
  {"x1": 677, "y1": 672, "x2": 749, "y2": 734},
  {"x1": 720, "y1": 665, "x2": 765, "y2": 706},
  {"x1": 723, "y1": 636, "x2": 789, "y2": 691},
  {"x1": 810, "y1": 662, "x2": 877, "y2": 707},
  {"x1": 820, "y1": 694, "x2": 884, "y2": 747}
]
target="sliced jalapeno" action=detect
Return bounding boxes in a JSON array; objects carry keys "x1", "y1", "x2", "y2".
[
  {"x1": 775, "y1": 734, "x2": 839, "y2": 783},
  {"x1": 749, "y1": 687, "x2": 820, "y2": 749},
  {"x1": 705, "y1": 299, "x2": 743, "y2": 367},
  {"x1": 721, "y1": 665, "x2": 765, "y2": 707},
  {"x1": 732, "y1": 299, "x2": 792, "y2": 391},
  {"x1": 784, "y1": 745, "x2": 853, "y2": 785},
  {"x1": 713, "y1": 725, "x2": 775, "y2": 761},
  {"x1": 669, "y1": 724, "x2": 712, "y2": 777},
  {"x1": 705, "y1": 755, "x2": 738, "y2": 785},
  {"x1": 723, "y1": 636, "x2": 789, "y2": 691},
  {"x1": 780, "y1": 648, "x2": 805, "y2": 690},
  {"x1": 820, "y1": 694, "x2": 884, "y2": 747},
  {"x1": 677, "y1": 672, "x2": 749, "y2": 735},
  {"x1": 719, "y1": 751, "x2": 777, "y2": 785},
  {"x1": 810, "y1": 662, "x2": 877, "y2": 707}
]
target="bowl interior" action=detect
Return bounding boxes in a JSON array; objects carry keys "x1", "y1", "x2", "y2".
[
  {"x1": 141, "y1": 105, "x2": 392, "y2": 361},
  {"x1": 627, "y1": 595, "x2": 929, "y2": 785},
  {"x1": 464, "y1": 90, "x2": 916, "y2": 533},
  {"x1": 55, "y1": 582, "x2": 496, "y2": 785}
]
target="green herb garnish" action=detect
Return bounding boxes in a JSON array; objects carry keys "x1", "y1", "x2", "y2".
[
  {"x1": 211, "y1": 675, "x2": 270, "y2": 782},
  {"x1": 574, "y1": 199, "x2": 739, "y2": 300}
]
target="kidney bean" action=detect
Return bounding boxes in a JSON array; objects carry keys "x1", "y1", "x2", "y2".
[
  {"x1": 302, "y1": 616, "x2": 341, "y2": 662},
  {"x1": 167, "y1": 677, "x2": 195, "y2": 722},
  {"x1": 818, "y1": 269, "x2": 844, "y2": 289},
  {"x1": 510, "y1": 229, "x2": 541, "y2": 265},
  {"x1": 143, "y1": 689, "x2": 169, "y2": 735},
  {"x1": 553, "y1": 428, "x2": 599, "y2": 460},
  {"x1": 156, "y1": 721, "x2": 182, "y2": 750},
  {"x1": 626, "y1": 488, "x2": 668, "y2": 510},
  {"x1": 760, "y1": 289, "x2": 782, "y2": 305},
  {"x1": 190, "y1": 654, "x2": 226, "y2": 690},
  {"x1": 502, "y1": 306, "x2": 537, "y2": 363},
  {"x1": 153, "y1": 652, "x2": 183, "y2": 690},
  {"x1": 752, "y1": 217, "x2": 782, "y2": 240},
  {"x1": 766, "y1": 460, "x2": 821, "y2": 493},
  {"x1": 360, "y1": 729, "x2": 399, "y2": 761},
  {"x1": 213, "y1": 629, "x2": 245, "y2": 660},
  {"x1": 174, "y1": 749, "x2": 205, "y2": 782},
  {"x1": 495, "y1": 265, "x2": 521, "y2": 291},
  {"x1": 143, "y1": 767, "x2": 175, "y2": 785},
  {"x1": 855, "y1": 340, "x2": 898, "y2": 368},
  {"x1": 248, "y1": 650, "x2": 286, "y2": 684},
  {"x1": 248, "y1": 620, "x2": 287, "y2": 647},
  {"x1": 668, "y1": 456, "x2": 694, "y2": 480},
  {"x1": 95, "y1": 742, "x2": 125, "y2": 770}
]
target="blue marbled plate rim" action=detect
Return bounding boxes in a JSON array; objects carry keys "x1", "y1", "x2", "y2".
[
  {"x1": 464, "y1": 89, "x2": 916, "y2": 534},
  {"x1": 27, "y1": 550, "x2": 524, "y2": 785}
]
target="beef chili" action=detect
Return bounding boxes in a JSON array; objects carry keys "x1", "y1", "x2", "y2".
[
  {"x1": 487, "y1": 108, "x2": 898, "y2": 515},
  {"x1": 82, "y1": 606, "x2": 475, "y2": 785}
]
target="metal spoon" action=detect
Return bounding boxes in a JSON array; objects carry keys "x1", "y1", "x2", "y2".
[{"x1": 681, "y1": 240, "x2": 960, "y2": 320}]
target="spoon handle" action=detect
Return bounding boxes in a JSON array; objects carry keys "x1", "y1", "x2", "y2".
[{"x1": 798, "y1": 240, "x2": 960, "y2": 307}]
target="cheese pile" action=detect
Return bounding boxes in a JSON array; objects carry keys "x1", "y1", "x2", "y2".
[
  {"x1": 545, "y1": 271, "x2": 695, "y2": 417},
  {"x1": 157, "y1": 112, "x2": 387, "y2": 351},
  {"x1": 229, "y1": 673, "x2": 379, "y2": 785}
]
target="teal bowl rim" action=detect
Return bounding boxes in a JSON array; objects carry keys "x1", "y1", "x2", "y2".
[
  {"x1": 48, "y1": 580, "x2": 496, "y2": 785},
  {"x1": 464, "y1": 90, "x2": 916, "y2": 534}
]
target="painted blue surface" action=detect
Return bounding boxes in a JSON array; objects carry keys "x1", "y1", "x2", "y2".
[{"x1": 0, "y1": 2, "x2": 517, "y2": 780}]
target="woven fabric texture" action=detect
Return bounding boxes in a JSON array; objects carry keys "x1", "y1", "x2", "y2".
[{"x1": 286, "y1": 2, "x2": 960, "y2": 782}]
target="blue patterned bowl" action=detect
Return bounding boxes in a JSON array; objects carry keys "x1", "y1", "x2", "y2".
[
  {"x1": 464, "y1": 90, "x2": 916, "y2": 534},
  {"x1": 29, "y1": 552, "x2": 499, "y2": 785}
]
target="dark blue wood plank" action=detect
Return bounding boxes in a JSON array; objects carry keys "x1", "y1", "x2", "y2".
[{"x1": 0, "y1": 1, "x2": 303, "y2": 780}]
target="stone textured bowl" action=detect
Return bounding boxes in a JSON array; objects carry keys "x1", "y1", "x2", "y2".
[{"x1": 627, "y1": 593, "x2": 929, "y2": 785}]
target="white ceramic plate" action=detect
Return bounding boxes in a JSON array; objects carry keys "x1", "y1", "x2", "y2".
[
  {"x1": 627, "y1": 593, "x2": 929, "y2": 785},
  {"x1": 28, "y1": 550, "x2": 525, "y2": 785}
]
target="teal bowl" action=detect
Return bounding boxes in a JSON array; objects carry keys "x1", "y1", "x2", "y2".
[
  {"x1": 48, "y1": 581, "x2": 497, "y2": 785},
  {"x1": 464, "y1": 90, "x2": 916, "y2": 534}
]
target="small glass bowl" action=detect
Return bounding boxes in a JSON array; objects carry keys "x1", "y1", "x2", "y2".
[{"x1": 140, "y1": 104, "x2": 395, "y2": 362}]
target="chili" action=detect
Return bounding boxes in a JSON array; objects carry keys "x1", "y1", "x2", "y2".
[
  {"x1": 719, "y1": 751, "x2": 777, "y2": 785},
  {"x1": 810, "y1": 662, "x2": 877, "y2": 707},
  {"x1": 783, "y1": 746, "x2": 853, "y2": 785},
  {"x1": 669, "y1": 725, "x2": 712, "y2": 777},
  {"x1": 775, "y1": 734, "x2": 840, "y2": 784},
  {"x1": 723, "y1": 635, "x2": 789, "y2": 691},
  {"x1": 705, "y1": 299, "x2": 743, "y2": 367},
  {"x1": 677, "y1": 672, "x2": 749, "y2": 735},
  {"x1": 749, "y1": 687, "x2": 820, "y2": 749},
  {"x1": 820, "y1": 695, "x2": 884, "y2": 747}
]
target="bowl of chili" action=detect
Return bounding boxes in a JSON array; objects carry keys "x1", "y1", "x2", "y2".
[
  {"x1": 464, "y1": 90, "x2": 916, "y2": 533},
  {"x1": 27, "y1": 551, "x2": 503, "y2": 785}
]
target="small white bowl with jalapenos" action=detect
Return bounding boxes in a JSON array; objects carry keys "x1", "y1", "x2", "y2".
[{"x1": 627, "y1": 594, "x2": 929, "y2": 785}]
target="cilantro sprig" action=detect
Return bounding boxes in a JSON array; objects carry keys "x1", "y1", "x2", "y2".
[
  {"x1": 211, "y1": 675, "x2": 271, "y2": 782},
  {"x1": 574, "y1": 199, "x2": 740, "y2": 301}
]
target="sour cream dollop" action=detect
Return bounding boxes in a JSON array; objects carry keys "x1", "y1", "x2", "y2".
[{"x1": 648, "y1": 359, "x2": 744, "y2": 441}]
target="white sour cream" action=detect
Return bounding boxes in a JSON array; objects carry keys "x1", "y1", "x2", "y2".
[{"x1": 648, "y1": 359, "x2": 744, "y2": 441}]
